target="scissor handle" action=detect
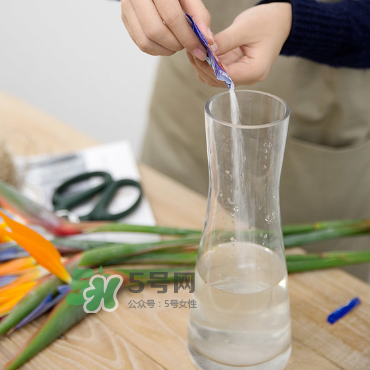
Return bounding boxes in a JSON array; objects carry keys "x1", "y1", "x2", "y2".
[
  {"x1": 80, "y1": 179, "x2": 142, "y2": 221},
  {"x1": 52, "y1": 171, "x2": 113, "y2": 212}
]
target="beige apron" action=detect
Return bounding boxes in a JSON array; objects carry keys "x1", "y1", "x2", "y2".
[{"x1": 142, "y1": 0, "x2": 370, "y2": 280}]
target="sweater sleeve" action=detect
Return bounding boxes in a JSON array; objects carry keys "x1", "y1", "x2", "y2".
[{"x1": 258, "y1": 0, "x2": 370, "y2": 68}]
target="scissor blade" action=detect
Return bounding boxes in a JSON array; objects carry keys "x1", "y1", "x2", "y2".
[{"x1": 0, "y1": 180, "x2": 81, "y2": 236}]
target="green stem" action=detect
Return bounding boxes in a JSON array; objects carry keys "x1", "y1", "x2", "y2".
[
  {"x1": 88, "y1": 219, "x2": 370, "y2": 249},
  {"x1": 78, "y1": 237, "x2": 201, "y2": 267},
  {"x1": 90, "y1": 223, "x2": 202, "y2": 236},
  {"x1": 283, "y1": 224, "x2": 370, "y2": 248},
  {"x1": 281, "y1": 219, "x2": 365, "y2": 235},
  {"x1": 51, "y1": 238, "x2": 117, "y2": 251},
  {"x1": 287, "y1": 250, "x2": 370, "y2": 272},
  {"x1": 104, "y1": 250, "x2": 198, "y2": 266},
  {"x1": 105, "y1": 249, "x2": 370, "y2": 274}
]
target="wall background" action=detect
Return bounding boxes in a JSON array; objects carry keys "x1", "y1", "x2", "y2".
[{"x1": 0, "y1": 0, "x2": 159, "y2": 157}]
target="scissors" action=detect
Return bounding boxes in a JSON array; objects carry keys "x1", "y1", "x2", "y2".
[{"x1": 52, "y1": 171, "x2": 142, "y2": 222}]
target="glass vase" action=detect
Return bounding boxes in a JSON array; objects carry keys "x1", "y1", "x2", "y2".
[{"x1": 187, "y1": 90, "x2": 291, "y2": 370}]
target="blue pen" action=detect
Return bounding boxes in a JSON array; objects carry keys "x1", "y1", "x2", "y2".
[{"x1": 327, "y1": 297, "x2": 361, "y2": 324}]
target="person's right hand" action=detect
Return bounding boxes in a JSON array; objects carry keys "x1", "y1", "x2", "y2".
[{"x1": 121, "y1": 0, "x2": 211, "y2": 60}]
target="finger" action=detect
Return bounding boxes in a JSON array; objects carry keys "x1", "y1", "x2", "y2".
[
  {"x1": 193, "y1": 56, "x2": 218, "y2": 80},
  {"x1": 225, "y1": 57, "x2": 270, "y2": 86},
  {"x1": 213, "y1": 19, "x2": 248, "y2": 56},
  {"x1": 153, "y1": 0, "x2": 207, "y2": 60},
  {"x1": 197, "y1": 69, "x2": 223, "y2": 87},
  {"x1": 122, "y1": 0, "x2": 176, "y2": 56},
  {"x1": 218, "y1": 49, "x2": 244, "y2": 66},
  {"x1": 179, "y1": 0, "x2": 212, "y2": 43},
  {"x1": 187, "y1": 52, "x2": 224, "y2": 87},
  {"x1": 121, "y1": 0, "x2": 131, "y2": 29},
  {"x1": 131, "y1": 0, "x2": 182, "y2": 52}
]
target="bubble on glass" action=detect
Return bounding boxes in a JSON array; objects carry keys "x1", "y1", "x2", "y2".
[
  {"x1": 268, "y1": 142, "x2": 272, "y2": 148},
  {"x1": 265, "y1": 215, "x2": 272, "y2": 224}
]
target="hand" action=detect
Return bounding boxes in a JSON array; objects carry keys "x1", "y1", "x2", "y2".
[
  {"x1": 187, "y1": 3, "x2": 292, "y2": 86},
  {"x1": 121, "y1": 0, "x2": 212, "y2": 60}
]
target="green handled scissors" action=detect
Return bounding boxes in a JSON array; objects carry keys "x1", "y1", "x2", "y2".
[{"x1": 52, "y1": 171, "x2": 142, "y2": 222}]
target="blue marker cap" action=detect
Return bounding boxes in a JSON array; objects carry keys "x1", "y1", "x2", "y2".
[{"x1": 327, "y1": 296, "x2": 361, "y2": 324}]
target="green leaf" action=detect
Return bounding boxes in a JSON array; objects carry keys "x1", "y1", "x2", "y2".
[{"x1": 5, "y1": 298, "x2": 88, "y2": 370}]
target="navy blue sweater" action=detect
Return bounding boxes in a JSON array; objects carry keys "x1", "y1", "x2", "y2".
[{"x1": 258, "y1": 0, "x2": 370, "y2": 68}]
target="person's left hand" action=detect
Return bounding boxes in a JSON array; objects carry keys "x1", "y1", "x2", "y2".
[{"x1": 187, "y1": 3, "x2": 292, "y2": 87}]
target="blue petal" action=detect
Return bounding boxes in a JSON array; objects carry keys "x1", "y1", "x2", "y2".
[
  {"x1": 0, "y1": 275, "x2": 18, "y2": 288},
  {"x1": 0, "y1": 247, "x2": 29, "y2": 262},
  {"x1": 15, "y1": 285, "x2": 71, "y2": 330}
]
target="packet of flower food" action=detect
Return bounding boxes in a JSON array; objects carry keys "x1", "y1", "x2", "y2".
[{"x1": 186, "y1": 14, "x2": 233, "y2": 89}]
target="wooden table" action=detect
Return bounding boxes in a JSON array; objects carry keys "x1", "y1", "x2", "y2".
[{"x1": 0, "y1": 92, "x2": 369, "y2": 370}]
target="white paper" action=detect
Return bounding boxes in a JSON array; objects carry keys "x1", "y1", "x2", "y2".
[{"x1": 16, "y1": 141, "x2": 159, "y2": 243}]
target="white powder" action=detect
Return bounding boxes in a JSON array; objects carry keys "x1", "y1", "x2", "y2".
[{"x1": 229, "y1": 86, "x2": 241, "y2": 126}]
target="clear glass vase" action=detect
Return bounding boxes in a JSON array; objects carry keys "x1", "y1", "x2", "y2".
[{"x1": 187, "y1": 90, "x2": 291, "y2": 370}]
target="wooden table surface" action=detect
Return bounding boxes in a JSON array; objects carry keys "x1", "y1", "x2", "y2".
[{"x1": 0, "y1": 92, "x2": 369, "y2": 370}]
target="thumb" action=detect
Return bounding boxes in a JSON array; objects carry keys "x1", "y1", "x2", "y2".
[
  {"x1": 214, "y1": 21, "x2": 245, "y2": 55},
  {"x1": 180, "y1": 0, "x2": 213, "y2": 44}
]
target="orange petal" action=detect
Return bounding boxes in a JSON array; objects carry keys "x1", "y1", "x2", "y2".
[
  {"x1": 0, "y1": 281, "x2": 36, "y2": 304},
  {"x1": 16, "y1": 265, "x2": 48, "y2": 278},
  {"x1": 0, "y1": 211, "x2": 71, "y2": 284},
  {"x1": 0, "y1": 257, "x2": 36, "y2": 276},
  {"x1": 0, "y1": 223, "x2": 11, "y2": 242},
  {"x1": 0, "y1": 274, "x2": 38, "y2": 295},
  {"x1": 0, "y1": 266, "x2": 47, "y2": 292},
  {"x1": 0, "y1": 293, "x2": 28, "y2": 317}
]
